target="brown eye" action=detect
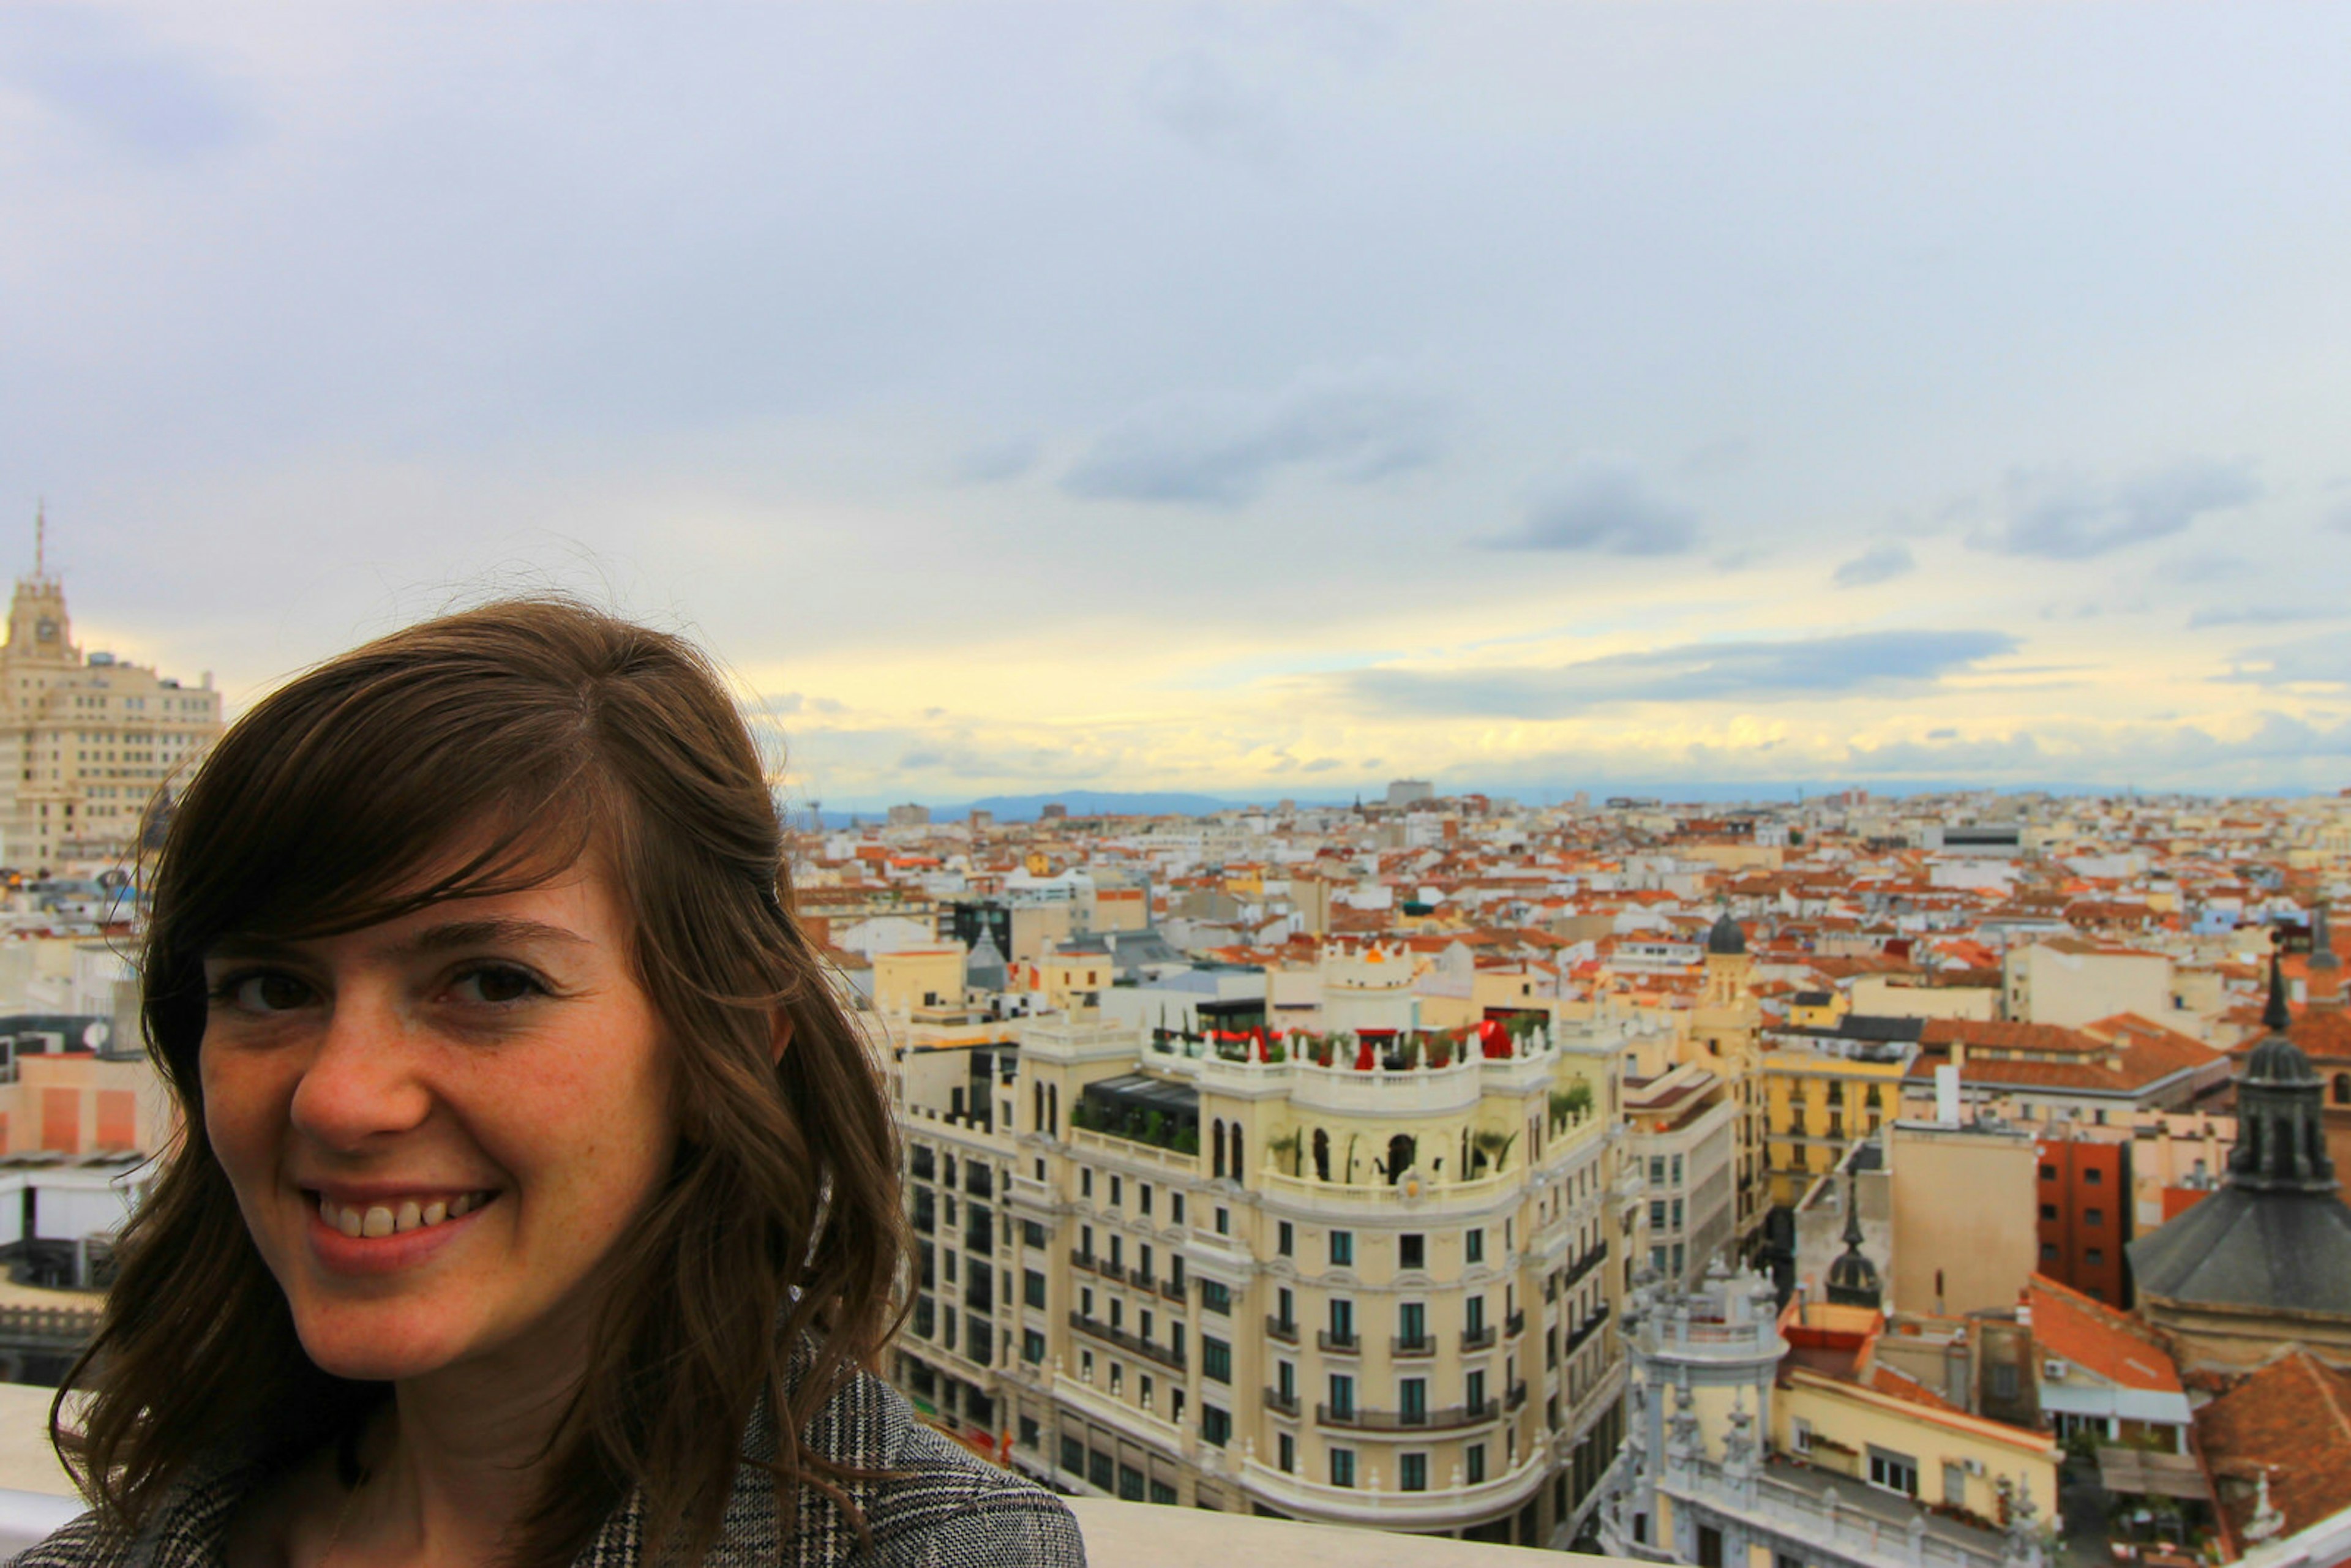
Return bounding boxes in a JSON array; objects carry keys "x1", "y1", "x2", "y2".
[
  {"x1": 454, "y1": 965, "x2": 543, "y2": 1005},
  {"x1": 230, "y1": 973, "x2": 315, "y2": 1013}
]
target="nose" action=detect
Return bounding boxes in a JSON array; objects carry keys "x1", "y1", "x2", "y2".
[{"x1": 287, "y1": 984, "x2": 435, "y2": 1151}]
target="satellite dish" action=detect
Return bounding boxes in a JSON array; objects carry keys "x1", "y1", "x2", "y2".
[{"x1": 83, "y1": 1021, "x2": 110, "y2": 1052}]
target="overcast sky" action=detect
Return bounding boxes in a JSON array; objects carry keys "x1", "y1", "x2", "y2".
[{"x1": 5, "y1": 4, "x2": 2348, "y2": 808}]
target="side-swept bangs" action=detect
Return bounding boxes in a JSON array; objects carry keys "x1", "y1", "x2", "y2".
[{"x1": 140, "y1": 627, "x2": 624, "y2": 1098}]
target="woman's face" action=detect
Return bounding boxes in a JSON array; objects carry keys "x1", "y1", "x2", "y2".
[{"x1": 200, "y1": 860, "x2": 677, "y2": 1384}]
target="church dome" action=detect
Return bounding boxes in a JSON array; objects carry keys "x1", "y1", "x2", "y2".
[{"x1": 1706, "y1": 912, "x2": 1747, "y2": 956}]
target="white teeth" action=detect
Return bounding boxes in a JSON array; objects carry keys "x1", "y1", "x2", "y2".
[{"x1": 320, "y1": 1191, "x2": 487, "y2": 1237}]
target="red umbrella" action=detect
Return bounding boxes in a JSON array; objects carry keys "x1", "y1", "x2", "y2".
[
  {"x1": 1354, "y1": 1034, "x2": 1376, "y2": 1071},
  {"x1": 1478, "y1": 1018, "x2": 1511, "y2": 1060}
]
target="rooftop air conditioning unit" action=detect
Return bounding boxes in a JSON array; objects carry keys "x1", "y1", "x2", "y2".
[
  {"x1": 1965, "y1": 1459, "x2": 1985, "y2": 1477},
  {"x1": 2043, "y1": 1359, "x2": 2067, "y2": 1381}
]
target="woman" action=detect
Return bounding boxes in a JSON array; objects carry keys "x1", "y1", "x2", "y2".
[{"x1": 18, "y1": 601, "x2": 1085, "y2": 1566}]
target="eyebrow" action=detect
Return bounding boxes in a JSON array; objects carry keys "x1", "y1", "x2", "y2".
[{"x1": 205, "y1": 918, "x2": 593, "y2": 964}]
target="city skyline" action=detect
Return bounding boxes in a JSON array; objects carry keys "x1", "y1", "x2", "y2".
[{"x1": 6, "y1": 5, "x2": 2349, "y2": 810}]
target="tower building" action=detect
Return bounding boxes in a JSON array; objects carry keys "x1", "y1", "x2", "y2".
[{"x1": 0, "y1": 517, "x2": 223, "y2": 874}]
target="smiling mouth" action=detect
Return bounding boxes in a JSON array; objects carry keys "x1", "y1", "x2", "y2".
[{"x1": 314, "y1": 1191, "x2": 498, "y2": 1239}]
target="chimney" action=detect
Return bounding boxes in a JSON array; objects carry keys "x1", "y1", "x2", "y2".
[{"x1": 1935, "y1": 1063, "x2": 1962, "y2": 1126}]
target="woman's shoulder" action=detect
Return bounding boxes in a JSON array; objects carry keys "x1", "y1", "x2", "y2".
[
  {"x1": 781, "y1": 1367, "x2": 1086, "y2": 1567},
  {"x1": 7, "y1": 1510, "x2": 119, "y2": 1568}
]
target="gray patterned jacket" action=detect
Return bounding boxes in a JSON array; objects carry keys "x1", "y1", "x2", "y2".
[{"x1": 9, "y1": 1367, "x2": 1086, "y2": 1567}]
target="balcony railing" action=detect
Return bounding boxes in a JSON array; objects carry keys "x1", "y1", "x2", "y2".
[
  {"x1": 1262, "y1": 1386, "x2": 1301, "y2": 1417},
  {"x1": 1265, "y1": 1315, "x2": 1300, "y2": 1345},
  {"x1": 1563, "y1": 1239, "x2": 1609, "y2": 1290},
  {"x1": 1316, "y1": 1398, "x2": 1501, "y2": 1432},
  {"x1": 1505, "y1": 1310, "x2": 1526, "y2": 1338},
  {"x1": 1505, "y1": 1379, "x2": 1528, "y2": 1411},
  {"x1": 1565, "y1": 1303, "x2": 1611, "y2": 1357},
  {"x1": 1068, "y1": 1310, "x2": 1187, "y2": 1373},
  {"x1": 1161, "y1": 1278, "x2": 1185, "y2": 1302},
  {"x1": 1460, "y1": 1324, "x2": 1497, "y2": 1352},
  {"x1": 1318, "y1": 1328, "x2": 1361, "y2": 1354},
  {"x1": 1390, "y1": 1334, "x2": 1435, "y2": 1358},
  {"x1": 1070, "y1": 1249, "x2": 1097, "y2": 1272},
  {"x1": 1129, "y1": 1268, "x2": 1156, "y2": 1291}
]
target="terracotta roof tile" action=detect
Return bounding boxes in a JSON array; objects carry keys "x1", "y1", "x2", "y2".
[
  {"x1": 2195, "y1": 1351, "x2": 2351, "y2": 1551},
  {"x1": 2025, "y1": 1275, "x2": 2181, "y2": 1394}
]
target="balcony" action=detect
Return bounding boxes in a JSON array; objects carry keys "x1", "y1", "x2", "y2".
[
  {"x1": 1129, "y1": 1268, "x2": 1156, "y2": 1291},
  {"x1": 1317, "y1": 1328, "x2": 1361, "y2": 1354},
  {"x1": 1265, "y1": 1315, "x2": 1299, "y2": 1345},
  {"x1": 1262, "y1": 1386, "x2": 1301, "y2": 1417},
  {"x1": 1564, "y1": 1303, "x2": 1611, "y2": 1357},
  {"x1": 1068, "y1": 1310, "x2": 1187, "y2": 1373},
  {"x1": 1070, "y1": 1249, "x2": 1097, "y2": 1272},
  {"x1": 1390, "y1": 1334, "x2": 1435, "y2": 1359},
  {"x1": 1460, "y1": 1324, "x2": 1496, "y2": 1352},
  {"x1": 1563, "y1": 1239, "x2": 1608, "y2": 1290},
  {"x1": 1316, "y1": 1398, "x2": 1501, "y2": 1432},
  {"x1": 1504, "y1": 1379, "x2": 1528, "y2": 1412},
  {"x1": 1161, "y1": 1278, "x2": 1185, "y2": 1302},
  {"x1": 1505, "y1": 1310, "x2": 1525, "y2": 1339}
]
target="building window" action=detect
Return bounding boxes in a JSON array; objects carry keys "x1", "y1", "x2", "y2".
[
  {"x1": 2084, "y1": 1168, "x2": 2102, "y2": 1185},
  {"x1": 2041, "y1": 1163, "x2": 2057, "y2": 1180},
  {"x1": 1201, "y1": 1280, "x2": 1232, "y2": 1316},
  {"x1": 1401, "y1": 1452, "x2": 1428, "y2": 1491},
  {"x1": 1062, "y1": 1436, "x2": 1084, "y2": 1474},
  {"x1": 1868, "y1": 1447, "x2": 1919, "y2": 1497},
  {"x1": 1215, "y1": 1207, "x2": 1229, "y2": 1236},
  {"x1": 1090, "y1": 1449, "x2": 1114, "y2": 1491},
  {"x1": 1201, "y1": 1404, "x2": 1232, "y2": 1447},
  {"x1": 2085, "y1": 1208, "x2": 2104, "y2": 1227},
  {"x1": 1466, "y1": 1228, "x2": 1484, "y2": 1264},
  {"x1": 1172, "y1": 1193, "x2": 1185, "y2": 1226},
  {"x1": 2085, "y1": 1248, "x2": 2104, "y2": 1266},
  {"x1": 1022, "y1": 1220, "x2": 1047, "y2": 1248},
  {"x1": 1943, "y1": 1461, "x2": 1967, "y2": 1505},
  {"x1": 1278, "y1": 1433, "x2": 1295, "y2": 1474},
  {"x1": 1119, "y1": 1464, "x2": 1144, "y2": 1501},
  {"x1": 2039, "y1": 1242, "x2": 2058, "y2": 1262},
  {"x1": 1202, "y1": 1337, "x2": 1232, "y2": 1384},
  {"x1": 2038, "y1": 1203, "x2": 2058, "y2": 1221},
  {"x1": 1278, "y1": 1220, "x2": 1293, "y2": 1256},
  {"x1": 1025, "y1": 1269, "x2": 1046, "y2": 1308},
  {"x1": 1081, "y1": 1169, "x2": 1092, "y2": 1198},
  {"x1": 1466, "y1": 1442, "x2": 1486, "y2": 1484},
  {"x1": 1110, "y1": 1175, "x2": 1123, "y2": 1207},
  {"x1": 1150, "y1": 1479, "x2": 1178, "y2": 1506},
  {"x1": 1329, "y1": 1373, "x2": 1355, "y2": 1419},
  {"x1": 1023, "y1": 1329, "x2": 1046, "y2": 1364},
  {"x1": 1140, "y1": 1182, "x2": 1154, "y2": 1215},
  {"x1": 1330, "y1": 1448, "x2": 1355, "y2": 1488},
  {"x1": 1400, "y1": 1233, "x2": 1425, "y2": 1270},
  {"x1": 1991, "y1": 1362, "x2": 2019, "y2": 1399},
  {"x1": 1330, "y1": 1231, "x2": 1354, "y2": 1267},
  {"x1": 1019, "y1": 1415, "x2": 1041, "y2": 1450},
  {"x1": 1791, "y1": 1417, "x2": 1812, "y2": 1454}
]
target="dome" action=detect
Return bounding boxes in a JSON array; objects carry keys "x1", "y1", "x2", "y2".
[
  {"x1": 2246, "y1": 1032, "x2": 2320, "y2": 1087},
  {"x1": 1706, "y1": 912, "x2": 1747, "y2": 956},
  {"x1": 1824, "y1": 1243, "x2": 1882, "y2": 1307}
]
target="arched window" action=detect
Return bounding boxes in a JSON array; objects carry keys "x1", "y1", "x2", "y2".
[
  {"x1": 1032, "y1": 1082, "x2": 1043, "y2": 1132},
  {"x1": 1212, "y1": 1118, "x2": 1227, "y2": 1179},
  {"x1": 1231, "y1": 1123, "x2": 1245, "y2": 1181},
  {"x1": 1313, "y1": 1128, "x2": 1331, "y2": 1183},
  {"x1": 1388, "y1": 1133, "x2": 1417, "y2": 1185}
]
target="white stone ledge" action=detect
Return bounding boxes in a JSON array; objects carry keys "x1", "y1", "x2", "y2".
[{"x1": 1068, "y1": 1496, "x2": 1631, "y2": 1562}]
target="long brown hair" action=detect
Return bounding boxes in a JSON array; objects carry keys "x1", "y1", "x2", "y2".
[{"x1": 56, "y1": 599, "x2": 906, "y2": 1565}]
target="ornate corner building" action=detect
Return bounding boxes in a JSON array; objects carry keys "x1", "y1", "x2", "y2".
[{"x1": 889, "y1": 1011, "x2": 1648, "y2": 1550}]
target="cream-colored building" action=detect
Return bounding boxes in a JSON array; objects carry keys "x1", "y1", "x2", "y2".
[
  {"x1": 2001, "y1": 940, "x2": 2171, "y2": 1029},
  {"x1": 0, "y1": 546, "x2": 222, "y2": 874},
  {"x1": 891, "y1": 1011, "x2": 1642, "y2": 1550}
]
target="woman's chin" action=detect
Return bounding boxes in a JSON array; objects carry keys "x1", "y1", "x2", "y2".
[{"x1": 293, "y1": 1308, "x2": 473, "y2": 1384}]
